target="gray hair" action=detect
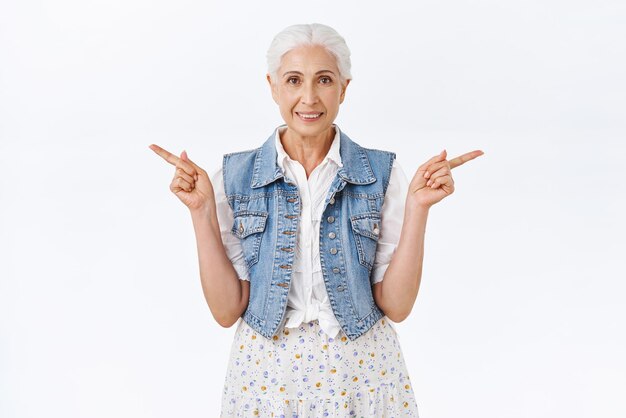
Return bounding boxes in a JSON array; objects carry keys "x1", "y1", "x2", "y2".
[{"x1": 266, "y1": 23, "x2": 352, "y2": 85}]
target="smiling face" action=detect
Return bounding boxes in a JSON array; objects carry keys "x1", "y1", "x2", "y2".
[{"x1": 267, "y1": 44, "x2": 350, "y2": 141}]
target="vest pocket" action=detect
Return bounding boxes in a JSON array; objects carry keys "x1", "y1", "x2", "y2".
[
  {"x1": 231, "y1": 210, "x2": 269, "y2": 269},
  {"x1": 349, "y1": 212, "x2": 381, "y2": 270}
]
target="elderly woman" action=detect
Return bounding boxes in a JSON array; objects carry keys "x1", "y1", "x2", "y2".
[{"x1": 150, "y1": 23, "x2": 482, "y2": 417}]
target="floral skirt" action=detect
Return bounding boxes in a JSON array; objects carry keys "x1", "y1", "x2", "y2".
[{"x1": 220, "y1": 316, "x2": 419, "y2": 417}]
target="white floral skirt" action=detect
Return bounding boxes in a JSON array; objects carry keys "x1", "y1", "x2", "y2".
[{"x1": 220, "y1": 316, "x2": 419, "y2": 417}]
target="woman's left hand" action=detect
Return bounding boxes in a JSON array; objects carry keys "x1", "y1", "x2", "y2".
[{"x1": 408, "y1": 149, "x2": 484, "y2": 209}]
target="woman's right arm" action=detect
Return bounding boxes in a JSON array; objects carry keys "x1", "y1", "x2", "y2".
[
  {"x1": 148, "y1": 144, "x2": 249, "y2": 328},
  {"x1": 189, "y1": 199, "x2": 250, "y2": 328}
]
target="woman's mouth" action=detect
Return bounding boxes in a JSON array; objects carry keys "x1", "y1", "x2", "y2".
[{"x1": 296, "y1": 112, "x2": 323, "y2": 122}]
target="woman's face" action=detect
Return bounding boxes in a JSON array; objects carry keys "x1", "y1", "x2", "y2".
[{"x1": 267, "y1": 44, "x2": 349, "y2": 140}]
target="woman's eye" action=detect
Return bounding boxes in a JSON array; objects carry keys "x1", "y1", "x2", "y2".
[
  {"x1": 320, "y1": 76, "x2": 332, "y2": 84},
  {"x1": 287, "y1": 77, "x2": 299, "y2": 85}
]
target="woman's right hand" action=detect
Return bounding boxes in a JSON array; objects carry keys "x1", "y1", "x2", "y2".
[{"x1": 149, "y1": 144, "x2": 215, "y2": 211}]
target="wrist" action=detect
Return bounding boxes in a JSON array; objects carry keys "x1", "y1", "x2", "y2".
[
  {"x1": 189, "y1": 201, "x2": 215, "y2": 220},
  {"x1": 405, "y1": 201, "x2": 431, "y2": 215}
]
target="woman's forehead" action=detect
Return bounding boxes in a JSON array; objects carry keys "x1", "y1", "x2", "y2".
[{"x1": 279, "y1": 45, "x2": 339, "y2": 74}]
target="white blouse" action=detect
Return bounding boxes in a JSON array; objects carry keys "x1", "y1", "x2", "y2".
[{"x1": 210, "y1": 124, "x2": 410, "y2": 338}]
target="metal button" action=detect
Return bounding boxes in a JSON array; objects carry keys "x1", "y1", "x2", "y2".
[
  {"x1": 373, "y1": 223, "x2": 379, "y2": 235},
  {"x1": 330, "y1": 248, "x2": 337, "y2": 255},
  {"x1": 332, "y1": 267, "x2": 340, "y2": 273},
  {"x1": 329, "y1": 197, "x2": 335, "y2": 205},
  {"x1": 287, "y1": 198, "x2": 297, "y2": 203},
  {"x1": 238, "y1": 222, "x2": 244, "y2": 234},
  {"x1": 328, "y1": 232, "x2": 336, "y2": 239},
  {"x1": 337, "y1": 285, "x2": 345, "y2": 292},
  {"x1": 276, "y1": 282, "x2": 289, "y2": 288},
  {"x1": 327, "y1": 216, "x2": 335, "y2": 223}
]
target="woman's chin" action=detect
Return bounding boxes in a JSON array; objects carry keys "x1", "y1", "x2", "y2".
[{"x1": 287, "y1": 126, "x2": 332, "y2": 140}]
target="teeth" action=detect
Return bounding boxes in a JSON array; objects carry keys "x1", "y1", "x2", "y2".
[{"x1": 298, "y1": 113, "x2": 321, "y2": 119}]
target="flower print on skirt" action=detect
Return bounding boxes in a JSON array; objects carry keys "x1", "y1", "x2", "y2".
[{"x1": 220, "y1": 316, "x2": 419, "y2": 417}]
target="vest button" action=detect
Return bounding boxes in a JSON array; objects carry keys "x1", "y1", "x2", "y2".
[
  {"x1": 329, "y1": 197, "x2": 335, "y2": 205},
  {"x1": 238, "y1": 222, "x2": 244, "y2": 234},
  {"x1": 276, "y1": 282, "x2": 289, "y2": 287},
  {"x1": 332, "y1": 267, "x2": 340, "y2": 273},
  {"x1": 337, "y1": 285, "x2": 345, "y2": 291},
  {"x1": 287, "y1": 198, "x2": 297, "y2": 203},
  {"x1": 327, "y1": 216, "x2": 335, "y2": 223},
  {"x1": 328, "y1": 232, "x2": 336, "y2": 239},
  {"x1": 330, "y1": 248, "x2": 337, "y2": 255}
]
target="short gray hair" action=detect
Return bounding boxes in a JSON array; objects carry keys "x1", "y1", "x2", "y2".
[{"x1": 266, "y1": 23, "x2": 352, "y2": 85}]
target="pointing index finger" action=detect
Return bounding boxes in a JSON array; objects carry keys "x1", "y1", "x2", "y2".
[
  {"x1": 449, "y1": 150, "x2": 484, "y2": 169},
  {"x1": 149, "y1": 144, "x2": 197, "y2": 176},
  {"x1": 149, "y1": 144, "x2": 180, "y2": 165}
]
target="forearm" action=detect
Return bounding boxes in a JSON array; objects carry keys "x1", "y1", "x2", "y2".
[
  {"x1": 378, "y1": 203, "x2": 429, "y2": 322},
  {"x1": 189, "y1": 203, "x2": 245, "y2": 327}
]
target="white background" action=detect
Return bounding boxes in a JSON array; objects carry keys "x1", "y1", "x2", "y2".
[{"x1": 1, "y1": 1, "x2": 625, "y2": 417}]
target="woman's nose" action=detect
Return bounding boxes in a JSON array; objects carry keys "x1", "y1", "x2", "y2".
[{"x1": 300, "y1": 82, "x2": 319, "y2": 104}]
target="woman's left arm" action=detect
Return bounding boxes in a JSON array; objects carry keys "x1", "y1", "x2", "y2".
[
  {"x1": 372, "y1": 202, "x2": 429, "y2": 323},
  {"x1": 373, "y1": 149, "x2": 483, "y2": 322}
]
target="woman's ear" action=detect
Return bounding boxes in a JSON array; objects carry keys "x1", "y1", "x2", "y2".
[
  {"x1": 339, "y1": 79, "x2": 351, "y2": 103},
  {"x1": 267, "y1": 73, "x2": 278, "y2": 104}
]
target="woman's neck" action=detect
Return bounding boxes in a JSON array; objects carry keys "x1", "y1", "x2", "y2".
[{"x1": 280, "y1": 126, "x2": 335, "y2": 177}]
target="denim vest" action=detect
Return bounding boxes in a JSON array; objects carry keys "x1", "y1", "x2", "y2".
[{"x1": 222, "y1": 128, "x2": 396, "y2": 341}]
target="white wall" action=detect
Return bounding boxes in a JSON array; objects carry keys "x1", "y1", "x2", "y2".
[{"x1": 1, "y1": 1, "x2": 624, "y2": 417}]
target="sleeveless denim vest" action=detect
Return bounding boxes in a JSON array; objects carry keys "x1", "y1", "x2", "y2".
[{"x1": 222, "y1": 128, "x2": 396, "y2": 341}]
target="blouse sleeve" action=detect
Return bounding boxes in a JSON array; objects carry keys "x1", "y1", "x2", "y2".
[
  {"x1": 370, "y1": 159, "x2": 410, "y2": 285},
  {"x1": 210, "y1": 166, "x2": 251, "y2": 281}
]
